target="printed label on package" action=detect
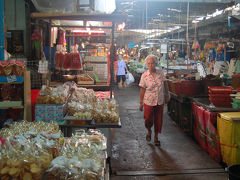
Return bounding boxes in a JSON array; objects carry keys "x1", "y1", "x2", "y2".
[{"x1": 7, "y1": 75, "x2": 17, "y2": 83}]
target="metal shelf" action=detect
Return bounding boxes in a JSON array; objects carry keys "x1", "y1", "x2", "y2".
[{"x1": 0, "y1": 101, "x2": 24, "y2": 109}]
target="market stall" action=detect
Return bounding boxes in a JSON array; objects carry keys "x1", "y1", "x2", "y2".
[
  {"x1": 30, "y1": 12, "x2": 126, "y2": 93},
  {"x1": 0, "y1": 121, "x2": 110, "y2": 179},
  {"x1": 34, "y1": 82, "x2": 121, "y2": 160},
  {"x1": 191, "y1": 86, "x2": 240, "y2": 164},
  {"x1": 166, "y1": 46, "x2": 240, "y2": 164}
]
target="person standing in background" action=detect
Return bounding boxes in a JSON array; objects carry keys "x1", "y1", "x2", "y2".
[
  {"x1": 139, "y1": 55, "x2": 169, "y2": 146},
  {"x1": 117, "y1": 54, "x2": 127, "y2": 88}
]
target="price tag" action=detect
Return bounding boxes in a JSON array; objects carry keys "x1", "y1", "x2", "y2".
[{"x1": 7, "y1": 75, "x2": 17, "y2": 83}]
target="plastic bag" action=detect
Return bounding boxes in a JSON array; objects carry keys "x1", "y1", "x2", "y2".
[{"x1": 126, "y1": 72, "x2": 135, "y2": 85}]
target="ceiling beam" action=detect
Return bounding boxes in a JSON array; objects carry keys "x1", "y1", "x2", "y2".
[{"x1": 134, "y1": 0, "x2": 232, "y2": 2}]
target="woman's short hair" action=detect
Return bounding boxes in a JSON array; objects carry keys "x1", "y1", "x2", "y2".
[{"x1": 145, "y1": 54, "x2": 158, "y2": 64}]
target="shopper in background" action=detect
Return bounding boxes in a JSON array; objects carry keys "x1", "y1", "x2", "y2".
[
  {"x1": 139, "y1": 55, "x2": 169, "y2": 146},
  {"x1": 117, "y1": 54, "x2": 127, "y2": 88}
]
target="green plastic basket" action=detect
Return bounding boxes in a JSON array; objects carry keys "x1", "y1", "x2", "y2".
[
  {"x1": 232, "y1": 98, "x2": 240, "y2": 103},
  {"x1": 232, "y1": 102, "x2": 240, "y2": 109}
]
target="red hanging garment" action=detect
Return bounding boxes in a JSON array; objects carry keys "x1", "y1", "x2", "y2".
[
  {"x1": 58, "y1": 52, "x2": 65, "y2": 70},
  {"x1": 63, "y1": 53, "x2": 72, "y2": 70},
  {"x1": 71, "y1": 52, "x2": 82, "y2": 70},
  {"x1": 54, "y1": 52, "x2": 60, "y2": 70}
]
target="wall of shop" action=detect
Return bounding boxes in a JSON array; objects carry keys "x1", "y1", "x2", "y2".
[{"x1": 5, "y1": 0, "x2": 26, "y2": 56}]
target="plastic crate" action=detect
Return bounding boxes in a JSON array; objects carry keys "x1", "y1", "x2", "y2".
[
  {"x1": 233, "y1": 98, "x2": 240, "y2": 103},
  {"x1": 209, "y1": 96, "x2": 232, "y2": 102},
  {"x1": 31, "y1": 89, "x2": 40, "y2": 122},
  {"x1": 31, "y1": 89, "x2": 40, "y2": 104},
  {"x1": 209, "y1": 86, "x2": 233, "y2": 94},
  {"x1": 232, "y1": 102, "x2": 240, "y2": 109},
  {"x1": 202, "y1": 79, "x2": 222, "y2": 95},
  {"x1": 210, "y1": 100, "x2": 232, "y2": 107}
]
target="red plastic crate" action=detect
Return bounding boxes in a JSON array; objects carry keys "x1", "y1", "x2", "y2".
[
  {"x1": 31, "y1": 89, "x2": 40, "y2": 122},
  {"x1": 209, "y1": 96, "x2": 232, "y2": 102},
  {"x1": 210, "y1": 100, "x2": 232, "y2": 107},
  {"x1": 31, "y1": 89, "x2": 40, "y2": 104},
  {"x1": 209, "y1": 93, "x2": 231, "y2": 98},
  {"x1": 208, "y1": 86, "x2": 233, "y2": 94}
]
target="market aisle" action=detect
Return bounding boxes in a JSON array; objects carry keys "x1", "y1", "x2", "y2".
[{"x1": 110, "y1": 85, "x2": 228, "y2": 180}]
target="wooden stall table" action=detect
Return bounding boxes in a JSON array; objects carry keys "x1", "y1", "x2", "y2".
[
  {"x1": 168, "y1": 92, "x2": 198, "y2": 136},
  {"x1": 192, "y1": 98, "x2": 240, "y2": 112},
  {"x1": 50, "y1": 81, "x2": 110, "y2": 91}
]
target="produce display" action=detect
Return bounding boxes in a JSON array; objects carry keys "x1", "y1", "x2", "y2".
[
  {"x1": 67, "y1": 85, "x2": 119, "y2": 124},
  {"x1": 0, "y1": 121, "x2": 60, "y2": 180},
  {"x1": 73, "y1": 111, "x2": 92, "y2": 120},
  {"x1": 35, "y1": 82, "x2": 119, "y2": 124},
  {"x1": 47, "y1": 129, "x2": 106, "y2": 180},
  {"x1": 36, "y1": 84, "x2": 71, "y2": 105},
  {"x1": 127, "y1": 60, "x2": 145, "y2": 73},
  {"x1": 0, "y1": 122, "x2": 107, "y2": 180},
  {"x1": 92, "y1": 98, "x2": 119, "y2": 124},
  {"x1": 0, "y1": 60, "x2": 25, "y2": 76}
]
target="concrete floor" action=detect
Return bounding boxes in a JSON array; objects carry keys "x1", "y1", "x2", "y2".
[{"x1": 110, "y1": 85, "x2": 228, "y2": 180}]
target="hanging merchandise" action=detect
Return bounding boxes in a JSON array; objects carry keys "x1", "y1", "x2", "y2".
[
  {"x1": 54, "y1": 45, "x2": 61, "y2": 70},
  {"x1": 213, "y1": 61, "x2": 229, "y2": 75},
  {"x1": 192, "y1": 40, "x2": 200, "y2": 50},
  {"x1": 63, "y1": 51, "x2": 71, "y2": 71},
  {"x1": 38, "y1": 52, "x2": 48, "y2": 74},
  {"x1": 70, "y1": 45, "x2": 82, "y2": 70},
  {"x1": 204, "y1": 42, "x2": 214, "y2": 50},
  {"x1": 217, "y1": 43, "x2": 223, "y2": 51},
  {"x1": 204, "y1": 42, "x2": 209, "y2": 50},
  {"x1": 31, "y1": 29, "x2": 42, "y2": 49},
  {"x1": 55, "y1": 45, "x2": 65, "y2": 71},
  {"x1": 51, "y1": 27, "x2": 58, "y2": 47}
]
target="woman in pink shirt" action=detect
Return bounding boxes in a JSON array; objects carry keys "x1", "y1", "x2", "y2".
[{"x1": 139, "y1": 55, "x2": 169, "y2": 146}]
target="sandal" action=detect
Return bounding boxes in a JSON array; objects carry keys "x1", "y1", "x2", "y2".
[
  {"x1": 154, "y1": 140, "x2": 161, "y2": 146},
  {"x1": 146, "y1": 135, "x2": 151, "y2": 142}
]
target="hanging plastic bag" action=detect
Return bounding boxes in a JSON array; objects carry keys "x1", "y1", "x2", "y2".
[
  {"x1": 38, "y1": 52, "x2": 48, "y2": 74},
  {"x1": 126, "y1": 71, "x2": 134, "y2": 85}
]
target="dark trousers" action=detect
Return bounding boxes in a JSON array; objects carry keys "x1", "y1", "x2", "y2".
[{"x1": 117, "y1": 75, "x2": 126, "y2": 83}]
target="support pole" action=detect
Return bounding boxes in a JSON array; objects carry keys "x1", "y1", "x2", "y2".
[
  {"x1": 110, "y1": 22, "x2": 115, "y2": 99},
  {"x1": 146, "y1": 0, "x2": 148, "y2": 29},
  {"x1": 47, "y1": 19, "x2": 52, "y2": 86},
  {"x1": 49, "y1": 20, "x2": 52, "y2": 68},
  {"x1": 186, "y1": 1, "x2": 190, "y2": 67},
  {"x1": 0, "y1": 0, "x2": 4, "y2": 60}
]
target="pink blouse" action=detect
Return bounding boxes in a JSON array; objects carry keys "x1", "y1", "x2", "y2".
[{"x1": 139, "y1": 70, "x2": 165, "y2": 106}]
